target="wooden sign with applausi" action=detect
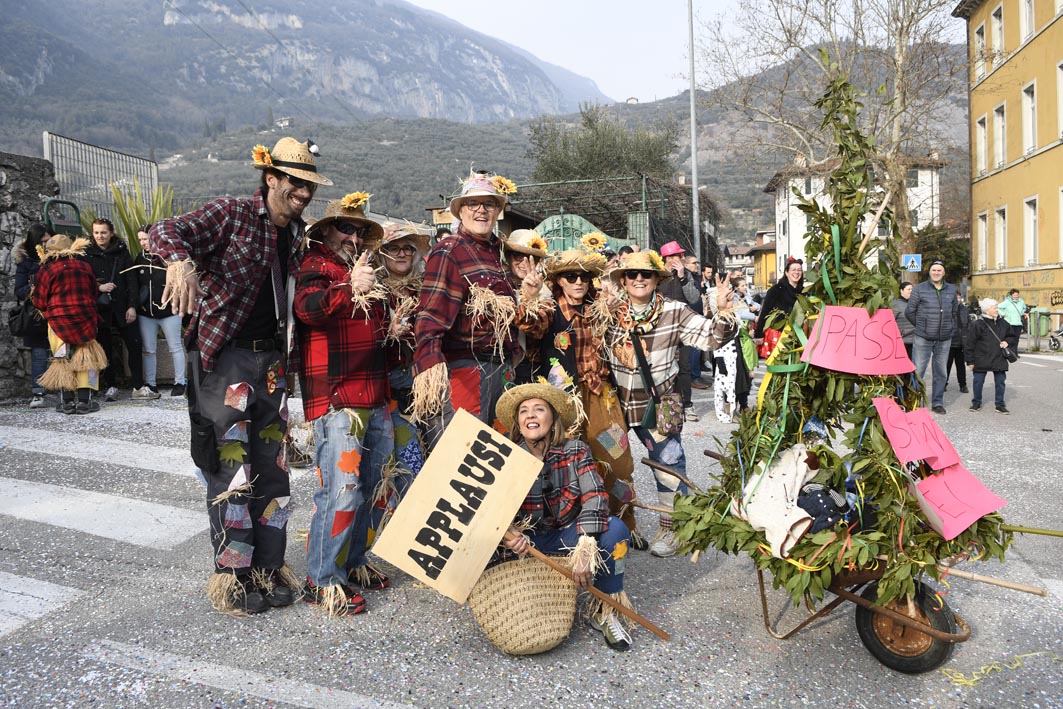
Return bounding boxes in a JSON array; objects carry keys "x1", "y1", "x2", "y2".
[{"x1": 372, "y1": 409, "x2": 542, "y2": 604}]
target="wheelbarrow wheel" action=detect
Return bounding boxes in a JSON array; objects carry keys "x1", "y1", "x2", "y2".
[{"x1": 854, "y1": 580, "x2": 957, "y2": 674}]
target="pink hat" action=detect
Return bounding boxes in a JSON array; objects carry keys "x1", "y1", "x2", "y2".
[{"x1": 659, "y1": 241, "x2": 685, "y2": 257}]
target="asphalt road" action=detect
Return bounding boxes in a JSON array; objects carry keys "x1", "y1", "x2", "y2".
[{"x1": 1, "y1": 342, "x2": 1061, "y2": 708}]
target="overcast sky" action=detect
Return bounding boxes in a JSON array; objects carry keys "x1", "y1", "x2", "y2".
[{"x1": 403, "y1": 0, "x2": 733, "y2": 103}]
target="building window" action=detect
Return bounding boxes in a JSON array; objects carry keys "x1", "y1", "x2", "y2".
[
  {"x1": 993, "y1": 103, "x2": 1006, "y2": 166},
  {"x1": 780, "y1": 218, "x2": 787, "y2": 237},
  {"x1": 909, "y1": 209, "x2": 920, "y2": 230},
  {"x1": 1024, "y1": 197, "x2": 1039, "y2": 264},
  {"x1": 804, "y1": 176, "x2": 813, "y2": 195},
  {"x1": 1021, "y1": 0, "x2": 1035, "y2": 39},
  {"x1": 991, "y1": 5, "x2": 1004, "y2": 61},
  {"x1": 976, "y1": 116, "x2": 988, "y2": 174},
  {"x1": 977, "y1": 212, "x2": 989, "y2": 269},
  {"x1": 994, "y1": 207, "x2": 1007, "y2": 268},
  {"x1": 907, "y1": 168, "x2": 920, "y2": 187},
  {"x1": 1022, "y1": 83, "x2": 1037, "y2": 154},
  {"x1": 974, "y1": 24, "x2": 986, "y2": 77}
]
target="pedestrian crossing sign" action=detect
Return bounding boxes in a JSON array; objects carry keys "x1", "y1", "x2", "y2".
[{"x1": 902, "y1": 254, "x2": 922, "y2": 272}]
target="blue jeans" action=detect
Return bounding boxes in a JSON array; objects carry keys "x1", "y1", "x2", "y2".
[
  {"x1": 690, "y1": 346, "x2": 703, "y2": 380},
  {"x1": 912, "y1": 336, "x2": 951, "y2": 408},
  {"x1": 30, "y1": 346, "x2": 50, "y2": 395},
  {"x1": 139, "y1": 314, "x2": 187, "y2": 386},
  {"x1": 971, "y1": 370, "x2": 1006, "y2": 408},
  {"x1": 632, "y1": 427, "x2": 690, "y2": 521},
  {"x1": 307, "y1": 405, "x2": 394, "y2": 587},
  {"x1": 527, "y1": 516, "x2": 629, "y2": 594}
]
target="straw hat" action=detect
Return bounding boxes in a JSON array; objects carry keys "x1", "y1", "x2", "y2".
[
  {"x1": 495, "y1": 383, "x2": 578, "y2": 435},
  {"x1": 544, "y1": 248, "x2": 608, "y2": 279},
  {"x1": 373, "y1": 221, "x2": 430, "y2": 257},
  {"x1": 608, "y1": 249, "x2": 672, "y2": 285},
  {"x1": 449, "y1": 172, "x2": 516, "y2": 216},
  {"x1": 251, "y1": 137, "x2": 333, "y2": 186},
  {"x1": 305, "y1": 192, "x2": 384, "y2": 243},
  {"x1": 503, "y1": 229, "x2": 548, "y2": 258}
]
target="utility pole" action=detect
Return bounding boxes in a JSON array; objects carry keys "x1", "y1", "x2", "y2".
[{"x1": 687, "y1": 0, "x2": 701, "y2": 262}]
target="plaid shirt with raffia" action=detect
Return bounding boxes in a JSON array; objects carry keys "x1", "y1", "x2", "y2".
[
  {"x1": 412, "y1": 228, "x2": 519, "y2": 376},
  {"x1": 518, "y1": 439, "x2": 608, "y2": 536},
  {"x1": 522, "y1": 296, "x2": 610, "y2": 396},
  {"x1": 149, "y1": 189, "x2": 304, "y2": 372},
  {"x1": 31, "y1": 257, "x2": 100, "y2": 345}
]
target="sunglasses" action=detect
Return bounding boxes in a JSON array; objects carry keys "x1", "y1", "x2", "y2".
[
  {"x1": 335, "y1": 222, "x2": 369, "y2": 236},
  {"x1": 284, "y1": 174, "x2": 318, "y2": 193},
  {"x1": 382, "y1": 243, "x2": 417, "y2": 256},
  {"x1": 559, "y1": 272, "x2": 592, "y2": 283},
  {"x1": 623, "y1": 269, "x2": 657, "y2": 280},
  {"x1": 509, "y1": 253, "x2": 538, "y2": 263}
]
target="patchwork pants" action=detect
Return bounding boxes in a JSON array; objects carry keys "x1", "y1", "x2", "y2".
[
  {"x1": 423, "y1": 357, "x2": 512, "y2": 452},
  {"x1": 527, "y1": 516, "x2": 630, "y2": 595},
  {"x1": 581, "y1": 383, "x2": 638, "y2": 532},
  {"x1": 194, "y1": 347, "x2": 290, "y2": 574},
  {"x1": 632, "y1": 427, "x2": 690, "y2": 524},
  {"x1": 307, "y1": 405, "x2": 394, "y2": 587}
]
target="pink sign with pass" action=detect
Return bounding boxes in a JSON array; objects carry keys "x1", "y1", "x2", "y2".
[{"x1": 802, "y1": 306, "x2": 914, "y2": 375}]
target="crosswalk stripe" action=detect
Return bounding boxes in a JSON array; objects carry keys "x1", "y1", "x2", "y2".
[
  {"x1": 0, "y1": 425, "x2": 194, "y2": 477},
  {"x1": 81, "y1": 640, "x2": 409, "y2": 709},
  {"x1": 0, "y1": 477, "x2": 205, "y2": 550},
  {"x1": 0, "y1": 571, "x2": 85, "y2": 638}
]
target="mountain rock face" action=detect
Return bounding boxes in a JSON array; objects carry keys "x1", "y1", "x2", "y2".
[{"x1": 0, "y1": 0, "x2": 611, "y2": 154}]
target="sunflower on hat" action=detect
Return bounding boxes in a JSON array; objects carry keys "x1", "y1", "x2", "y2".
[
  {"x1": 580, "y1": 232, "x2": 609, "y2": 254},
  {"x1": 341, "y1": 192, "x2": 371, "y2": 210}
]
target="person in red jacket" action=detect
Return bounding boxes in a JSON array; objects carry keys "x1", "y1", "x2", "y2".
[
  {"x1": 32, "y1": 235, "x2": 108, "y2": 414},
  {"x1": 294, "y1": 192, "x2": 394, "y2": 617}
]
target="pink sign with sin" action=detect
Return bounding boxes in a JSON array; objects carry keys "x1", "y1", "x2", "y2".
[
  {"x1": 801, "y1": 306, "x2": 914, "y2": 375},
  {"x1": 872, "y1": 397, "x2": 961, "y2": 470},
  {"x1": 910, "y1": 464, "x2": 1007, "y2": 540}
]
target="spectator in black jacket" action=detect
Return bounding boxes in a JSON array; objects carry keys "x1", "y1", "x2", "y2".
[
  {"x1": 134, "y1": 227, "x2": 186, "y2": 397},
  {"x1": 754, "y1": 257, "x2": 804, "y2": 341},
  {"x1": 13, "y1": 223, "x2": 53, "y2": 407},
  {"x1": 891, "y1": 282, "x2": 916, "y2": 359},
  {"x1": 946, "y1": 293, "x2": 969, "y2": 394},
  {"x1": 964, "y1": 298, "x2": 1010, "y2": 414},
  {"x1": 905, "y1": 260, "x2": 958, "y2": 414},
  {"x1": 84, "y1": 218, "x2": 153, "y2": 401}
]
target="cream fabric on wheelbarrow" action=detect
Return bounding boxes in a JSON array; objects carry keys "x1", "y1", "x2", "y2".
[{"x1": 730, "y1": 443, "x2": 817, "y2": 558}]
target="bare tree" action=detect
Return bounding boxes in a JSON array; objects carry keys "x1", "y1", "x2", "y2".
[{"x1": 700, "y1": 0, "x2": 963, "y2": 252}]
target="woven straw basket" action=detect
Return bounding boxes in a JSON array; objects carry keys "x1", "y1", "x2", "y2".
[{"x1": 467, "y1": 555, "x2": 577, "y2": 655}]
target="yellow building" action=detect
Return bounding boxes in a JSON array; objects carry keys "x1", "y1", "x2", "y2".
[{"x1": 953, "y1": 0, "x2": 1063, "y2": 313}]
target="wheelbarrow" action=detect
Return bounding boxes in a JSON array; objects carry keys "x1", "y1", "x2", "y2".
[{"x1": 638, "y1": 455, "x2": 1047, "y2": 674}]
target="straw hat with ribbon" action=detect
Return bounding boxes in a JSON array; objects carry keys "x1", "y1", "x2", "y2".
[
  {"x1": 503, "y1": 229, "x2": 548, "y2": 258},
  {"x1": 608, "y1": 249, "x2": 672, "y2": 285},
  {"x1": 251, "y1": 137, "x2": 333, "y2": 186},
  {"x1": 449, "y1": 171, "x2": 517, "y2": 216},
  {"x1": 305, "y1": 192, "x2": 384, "y2": 244},
  {"x1": 495, "y1": 382, "x2": 578, "y2": 436}
]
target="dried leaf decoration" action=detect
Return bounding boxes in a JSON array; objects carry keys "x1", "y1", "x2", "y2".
[
  {"x1": 338, "y1": 448, "x2": 362, "y2": 475},
  {"x1": 259, "y1": 423, "x2": 284, "y2": 444},
  {"x1": 218, "y1": 441, "x2": 247, "y2": 466}
]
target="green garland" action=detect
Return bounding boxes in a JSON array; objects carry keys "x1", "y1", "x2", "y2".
[{"x1": 673, "y1": 73, "x2": 1011, "y2": 606}]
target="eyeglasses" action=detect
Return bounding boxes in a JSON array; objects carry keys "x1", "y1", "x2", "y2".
[
  {"x1": 559, "y1": 272, "x2": 592, "y2": 283},
  {"x1": 382, "y1": 243, "x2": 418, "y2": 256},
  {"x1": 284, "y1": 174, "x2": 318, "y2": 194},
  {"x1": 335, "y1": 222, "x2": 369, "y2": 236},
  {"x1": 623, "y1": 269, "x2": 656, "y2": 280},
  {"x1": 463, "y1": 200, "x2": 499, "y2": 212}
]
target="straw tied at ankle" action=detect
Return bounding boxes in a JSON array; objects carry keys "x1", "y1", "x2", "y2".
[{"x1": 408, "y1": 430, "x2": 512, "y2": 579}]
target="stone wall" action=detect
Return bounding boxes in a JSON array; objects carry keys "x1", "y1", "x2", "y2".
[{"x1": 0, "y1": 152, "x2": 60, "y2": 401}]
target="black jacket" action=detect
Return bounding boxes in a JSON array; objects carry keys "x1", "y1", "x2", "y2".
[
  {"x1": 754, "y1": 277, "x2": 802, "y2": 338},
  {"x1": 905, "y1": 279, "x2": 958, "y2": 342},
  {"x1": 950, "y1": 302, "x2": 970, "y2": 348},
  {"x1": 964, "y1": 316, "x2": 1010, "y2": 372},
  {"x1": 132, "y1": 253, "x2": 177, "y2": 319},
  {"x1": 84, "y1": 238, "x2": 137, "y2": 324},
  {"x1": 659, "y1": 270, "x2": 703, "y2": 314}
]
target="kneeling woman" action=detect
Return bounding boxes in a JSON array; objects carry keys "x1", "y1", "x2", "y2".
[{"x1": 497, "y1": 383, "x2": 635, "y2": 651}]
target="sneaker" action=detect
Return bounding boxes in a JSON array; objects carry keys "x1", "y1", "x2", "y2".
[
  {"x1": 254, "y1": 569, "x2": 297, "y2": 608},
  {"x1": 303, "y1": 579, "x2": 367, "y2": 616},
  {"x1": 684, "y1": 408, "x2": 699, "y2": 423},
  {"x1": 590, "y1": 611, "x2": 632, "y2": 651},
  {"x1": 931, "y1": 406, "x2": 946, "y2": 414},
  {"x1": 959, "y1": 386, "x2": 969, "y2": 393},
  {"x1": 349, "y1": 565, "x2": 390, "y2": 591},
  {"x1": 690, "y1": 378, "x2": 709, "y2": 390},
  {"x1": 29, "y1": 395, "x2": 45, "y2": 408},
  {"x1": 969, "y1": 402, "x2": 981, "y2": 411},
  {"x1": 132, "y1": 385, "x2": 161, "y2": 400},
  {"x1": 629, "y1": 528, "x2": 649, "y2": 551},
  {"x1": 170, "y1": 383, "x2": 186, "y2": 397},
  {"x1": 55, "y1": 397, "x2": 76, "y2": 415},
  {"x1": 236, "y1": 576, "x2": 270, "y2": 615},
  {"x1": 74, "y1": 398, "x2": 100, "y2": 415},
  {"x1": 104, "y1": 386, "x2": 119, "y2": 402},
  {"x1": 995, "y1": 405, "x2": 1010, "y2": 415},
  {"x1": 649, "y1": 527, "x2": 678, "y2": 558}
]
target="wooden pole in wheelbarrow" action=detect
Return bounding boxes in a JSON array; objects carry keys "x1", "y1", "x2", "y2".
[{"x1": 503, "y1": 531, "x2": 670, "y2": 641}]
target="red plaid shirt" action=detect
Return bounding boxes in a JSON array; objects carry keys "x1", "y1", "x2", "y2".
[
  {"x1": 31, "y1": 257, "x2": 100, "y2": 345},
  {"x1": 518, "y1": 439, "x2": 608, "y2": 536},
  {"x1": 412, "y1": 228, "x2": 519, "y2": 375},
  {"x1": 293, "y1": 243, "x2": 391, "y2": 421},
  {"x1": 149, "y1": 189, "x2": 304, "y2": 371}
]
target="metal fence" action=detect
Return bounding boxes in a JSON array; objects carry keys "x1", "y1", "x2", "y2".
[{"x1": 42, "y1": 132, "x2": 159, "y2": 219}]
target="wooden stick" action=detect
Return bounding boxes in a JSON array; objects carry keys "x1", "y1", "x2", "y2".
[
  {"x1": 939, "y1": 566, "x2": 1048, "y2": 597},
  {"x1": 639, "y1": 457, "x2": 703, "y2": 494},
  {"x1": 630, "y1": 500, "x2": 673, "y2": 515},
  {"x1": 504, "y1": 532, "x2": 670, "y2": 641},
  {"x1": 1001, "y1": 524, "x2": 1063, "y2": 539},
  {"x1": 703, "y1": 449, "x2": 724, "y2": 461},
  {"x1": 857, "y1": 188, "x2": 893, "y2": 259}
]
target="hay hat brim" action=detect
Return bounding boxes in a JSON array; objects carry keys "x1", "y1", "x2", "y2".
[
  {"x1": 545, "y1": 249, "x2": 608, "y2": 278},
  {"x1": 367, "y1": 223, "x2": 430, "y2": 256},
  {"x1": 306, "y1": 215, "x2": 384, "y2": 243},
  {"x1": 608, "y1": 250, "x2": 672, "y2": 285},
  {"x1": 503, "y1": 229, "x2": 548, "y2": 258},
  {"x1": 496, "y1": 383, "x2": 578, "y2": 435}
]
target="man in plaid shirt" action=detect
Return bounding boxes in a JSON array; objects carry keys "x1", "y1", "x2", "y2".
[{"x1": 150, "y1": 137, "x2": 332, "y2": 615}]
